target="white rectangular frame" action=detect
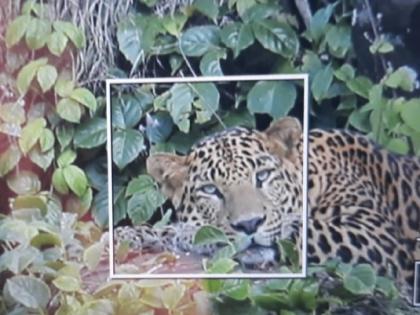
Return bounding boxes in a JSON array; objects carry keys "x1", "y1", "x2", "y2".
[
  {"x1": 415, "y1": 261, "x2": 420, "y2": 306},
  {"x1": 106, "y1": 74, "x2": 309, "y2": 279}
]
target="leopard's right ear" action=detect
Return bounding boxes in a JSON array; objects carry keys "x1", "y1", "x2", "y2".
[{"x1": 146, "y1": 154, "x2": 188, "y2": 207}]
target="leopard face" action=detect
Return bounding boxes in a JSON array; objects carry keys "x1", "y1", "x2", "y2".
[{"x1": 147, "y1": 117, "x2": 303, "y2": 250}]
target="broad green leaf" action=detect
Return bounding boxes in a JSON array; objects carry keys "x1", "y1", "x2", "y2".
[
  {"x1": 326, "y1": 25, "x2": 351, "y2": 58},
  {"x1": 52, "y1": 169, "x2": 69, "y2": 194},
  {"x1": 83, "y1": 242, "x2": 104, "y2": 271},
  {"x1": 401, "y1": 98, "x2": 420, "y2": 132},
  {"x1": 208, "y1": 258, "x2": 237, "y2": 273},
  {"x1": 16, "y1": 58, "x2": 48, "y2": 95},
  {"x1": 116, "y1": 17, "x2": 142, "y2": 65},
  {"x1": 57, "y1": 149, "x2": 77, "y2": 168},
  {"x1": 311, "y1": 64, "x2": 334, "y2": 102},
  {"x1": 29, "y1": 146, "x2": 54, "y2": 171},
  {"x1": 127, "y1": 192, "x2": 163, "y2": 225},
  {"x1": 241, "y1": 3, "x2": 280, "y2": 22},
  {"x1": 194, "y1": 0, "x2": 219, "y2": 22},
  {"x1": 343, "y1": 264, "x2": 376, "y2": 295},
  {"x1": 5, "y1": 15, "x2": 31, "y2": 47},
  {"x1": 384, "y1": 66, "x2": 416, "y2": 92},
  {"x1": 0, "y1": 246, "x2": 40, "y2": 274},
  {"x1": 180, "y1": 25, "x2": 220, "y2": 57},
  {"x1": 236, "y1": 0, "x2": 256, "y2": 18},
  {"x1": 30, "y1": 231, "x2": 62, "y2": 248},
  {"x1": 53, "y1": 21, "x2": 85, "y2": 48},
  {"x1": 191, "y1": 82, "x2": 220, "y2": 112},
  {"x1": 309, "y1": 4, "x2": 334, "y2": 41},
  {"x1": 375, "y1": 276, "x2": 398, "y2": 299},
  {"x1": 19, "y1": 117, "x2": 46, "y2": 154},
  {"x1": 36, "y1": 64, "x2": 57, "y2": 92},
  {"x1": 194, "y1": 225, "x2": 230, "y2": 245},
  {"x1": 6, "y1": 170, "x2": 41, "y2": 195},
  {"x1": 223, "y1": 279, "x2": 250, "y2": 301},
  {"x1": 247, "y1": 81, "x2": 296, "y2": 119},
  {"x1": 55, "y1": 77, "x2": 75, "y2": 98},
  {"x1": 74, "y1": 117, "x2": 107, "y2": 148},
  {"x1": 346, "y1": 76, "x2": 373, "y2": 99},
  {"x1": 56, "y1": 124, "x2": 74, "y2": 149},
  {"x1": 146, "y1": 112, "x2": 174, "y2": 143},
  {"x1": 252, "y1": 20, "x2": 298, "y2": 58},
  {"x1": 386, "y1": 138, "x2": 409, "y2": 155},
  {"x1": 334, "y1": 63, "x2": 355, "y2": 82},
  {"x1": 162, "y1": 15, "x2": 187, "y2": 37},
  {"x1": 47, "y1": 31, "x2": 68, "y2": 56},
  {"x1": 70, "y1": 88, "x2": 97, "y2": 112},
  {"x1": 40, "y1": 128, "x2": 55, "y2": 152},
  {"x1": 112, "y1": 129, "x2": 145, "y2": 169},
  {"x1": 221, "y1": 23, "x2": 254, "y2": 58},
  {"x1": 349, "y1": 107, "x2": 371, "y2": 133},
  {"x1": 162, "y1": 284, "x2": 186, "y2": 310},
  {"x1": 0, "y1": 144, "x2": 21, "y2": 177},
  {"x1": 369, "y1": 36, "x2": 394, "y2": 54},
  {"x1": 56, "y1": 98, "x2": 82, "y2": 123},
  {"x1": 199, "y1": 49, "x2": 226, "y2": 76},
  {"x1": 126, "y1": 175, "x2": 156, "y2": 197},
  {"x1": 167, "y1": 84, "x2": 194, "y2": 133},
  {"x1": 111, "y1": 92, "x2": 149, "y2": 129},
  {"x1": 63, "y1": 165, "x2": 88, "y2": 197},
  {"x1": 4, "y1": 275, "x2": 51, "y2": 309},
  {"x1": 25, "y1": 18, "x2": 51, "y2": 50},
  {"x1": 53, "y1": 276, "x2": 80, "y2": 292}
]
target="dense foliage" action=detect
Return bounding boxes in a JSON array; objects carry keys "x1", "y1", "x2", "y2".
[{"x1": 1, "y1": 0, "x2": 420, "y2": 314}]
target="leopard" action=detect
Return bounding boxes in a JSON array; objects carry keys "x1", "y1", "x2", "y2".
[{"x1": 115, "y1": 116, "x2": 420, "y2": 290}]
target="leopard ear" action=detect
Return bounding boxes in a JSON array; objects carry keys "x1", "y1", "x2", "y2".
[
  {"x1": 146, "y1": 153, "x2": 188, "y2": 206},
  {"x1": 264, "y1": 117, "x2": 302, "y2": 161}
]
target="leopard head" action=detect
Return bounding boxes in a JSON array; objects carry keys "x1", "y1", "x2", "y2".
[{"x1": 147, "y1": 117, "x2": 303, "y2": 248}]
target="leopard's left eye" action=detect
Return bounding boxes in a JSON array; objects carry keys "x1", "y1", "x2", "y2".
[{"x1": 256, "y1": 169, "x2": 272, "y2": 183}]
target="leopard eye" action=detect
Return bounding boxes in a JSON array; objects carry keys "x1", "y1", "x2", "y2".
[
  {"x1": 256, "y1": 169, "x2": 271, "y2": 183},
  {"x1": 200, "y1": 184, "x2": 220, "y2": 195}
]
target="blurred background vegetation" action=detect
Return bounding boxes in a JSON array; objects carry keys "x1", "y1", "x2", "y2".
[{"x1": 1, "y1": 0, "x2": 420, "y2": 314}]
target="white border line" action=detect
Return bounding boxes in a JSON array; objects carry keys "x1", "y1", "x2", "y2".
[
  {"x1": 414, "y1": 261, "x2": 420, "y2": 306},
  {"x1": 106, "y1": 74, "x2": 309, "y2": 279}
]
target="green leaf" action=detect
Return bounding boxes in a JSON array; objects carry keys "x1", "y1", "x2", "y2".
[
  {"x1": 194, "y1": 0, "x2": 219, "y2": 22},
  {"x1": 13, "y1": 195, "x2": 47, "y2": 214},
  {"x1": 19, "y1": 118, "x2": 47, "y2": 155},
  {"x1": 311, "y1": 64, "x2": 333, "y2": 102},
  {"x1": 0, "y1": 247, "x2": 40, "y2": 274},
  {"x1": 74, "y1": 117, "x2": 107, "y2": 148},
  {"x1": 194, "y1": 225, "x2": 230, "y2": 246},
  {"x1": 221, "y1": 23, "x2": 254, "y2": 58},
  {"x1": 56, "y1": 98, "x2": 82, "y2": 123},
  {"x1": 127, "y1": 191, "x2": 164, "y2": 225},
  {"x1": 146, "y1": 112, "x2": 174, "y2": 143},
  {"x1": 111, "y1": 92, "x2": 149, "y2": 129},
  {"x1": 6, "y1": 170, "x2": 41, "y2": 195},
  {"x1": 236, "y1": 0, "x2": 256, "y2": 18},
  {"x1": 57, "y1": 149, "x2": 77, "y2": 168},
  {"x1": 126, "y1": 175, "x2": 156, "y2": 196},
  {"x1": 375, "y1": 276, "x2": 398, "y2": 299},
  {"x1": 37, "y1": 64, "x2": 58, "y2": 93},
  {"x1": 334, "y1": 63, "x2": 355, "y2": 82},
  {"x1": 16, "y1": 58, "x2": 48, "y2": 95},
  {"x1": 208, "y1": 258, "x2": 237, "y2": 273},
  {"x1": 55, "y1": 77, "x2": 75, "y2": 98},
  {"x1": 167, "y1": 84, "x2": 194, "y2": 133},
  {"x1": 349, "y1": 107, "x2": 371, "y2": 133},
  {"x1": 5, "y1": 15, "x2": 31, "y2": 48},
  {"x1": 4, "y1": 275, "x2": 51, "y2": 309},
  {"x1": 384, "y1": 66, "x2": 416, "y2": 92},
  {"x1": 369, "y1": 36, "x2": 394, "y2": 54},
  {"x1": 47, "y1": 31, "x2": 68, "y2": 56},
  {"x1": 326, "y1": 25, "x2": 351, "y2": 58},
  {"x1": 180, "y1": 25, "x2": 220, "y2": 57},
  {"x1": 112, "y1": 129, "x2": 145, "y2": 169},
  {"x1": 53, "y1": 276, "x2": 80, "y2": 293},
  {"x1": 401, "y1": 98, "x2": 420, "y2": 132},
  {"x1": 40, "y1": 128, "x2": 55, "y2": 152},
  {"x1": 343, "y1": 264, "x2": 376, "y2": 295},
  {"x1": 309, "y1": 4, "x2": 334, "y2": 41},
  {"x1": 223, "y1": 279, "x2": 250, "y2": 300},
  {"x1": 30, "y1": 231, "x2": 61, "y2": 248},
  {"x1": 200, "y1": 49, "x2": 226, "y2": 76},
  {"x1": 52, "y1": 168, "x2": 69, "y2": 194},
  {"x1": 346, "y1": 76, "x2": 373, "y2": 99},
  {"x1": 0, "y1": 144, "x2": 22, "y2": 177},
  {"x1": 162, "y1": 15, "x2": 188, "y2": 37},
  {"x1": 252, "y1": 20, "x2": 299, "y2": 58},
  {"x1": 247, "y1": 81, "x2": 296, "y2": 119},
  {"x1": 116, "y1": 17, "x2": 143, "y2": 65},
  {"x1": 63, "y1": 165, "x2": 88, "y2": 197},
  {"x1": 53, "y1": 21, "x2": 85, "y2": 48},
  {"x1": 25, "y1": 18, "x2": 51, "y2": 50},
  {"x1": 29, "y1": 146, "x2": 54, "y2": 171},
  {"x1": 70, "y1": 88, "x2": 97, "y2": 112},
  {"x1": 191, "y1": 82, "x2": 220, "y2": 112},
  {"x1": 83, "y1": 242, "x2": 104, "y2": 271},
  {"x1": 56, "y1": 124, "x2": 74, "y2": 149},
  {"x1": 386, "y1": 138, "x2": 409, "y2": 155},
  {"x1": 0, "y1": 102, "x2": 25, "y2": 125}
]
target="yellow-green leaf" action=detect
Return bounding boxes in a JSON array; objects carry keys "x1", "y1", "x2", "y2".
[
  {"x1": 70, "y1": 88, "x2": 97, "y2": 112},
  {"x1": 55, "y1": 77, "x2": 75, "y2": 98},
  {"x1": 16, "y1": 58, "x2": 48, "y2": 95},
  {"x1": 53, "y1": 21, "x2": 85, "y2": 48},
  {"x1": 63, "y1": 165, "x2": 88, "y2": 197},
  {"x1": 6, "y1": 170, "x2": 41, "y2": 195},
  {"x1": 56, "y1": 98, "x2": 81, "y2": 123},
  {"x1": 0, "y1": 144, "x2": 22, "y2": 177},
  {"x1": 53, "y1": 276, "x2": 80, "y2": 292},
  {"x1": 18, "y1": 118, "x2": 47, "y2": 154},
  {"x1": 83, "y1": 242, "x2": 104, "y2": 271},
  {"x1": 0, "y1": 102, "x2": 25, "y2": 125},
  {"x1": 25, "y1": 18, "x2": 51, "y2": 50},
  {"x1": 52, "y1": 168, "x2": 69, "y2": 194},
  {"x1": 47, "y1": 31, "x2": 68, "y2": 56},
  {"x1": 37, "y1": 64, "x2": 58, "y2": 92},
  {"x1": 39, "y1": 128, "x2": 55, "y2": 152},
  {"x1": 5, "y1": 15, "x2": 31, "y2": 48}
]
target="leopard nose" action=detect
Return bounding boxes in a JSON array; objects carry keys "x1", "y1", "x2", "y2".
[{"x1": 231, "y1": 216, "x2": 266, "y2": 235}]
